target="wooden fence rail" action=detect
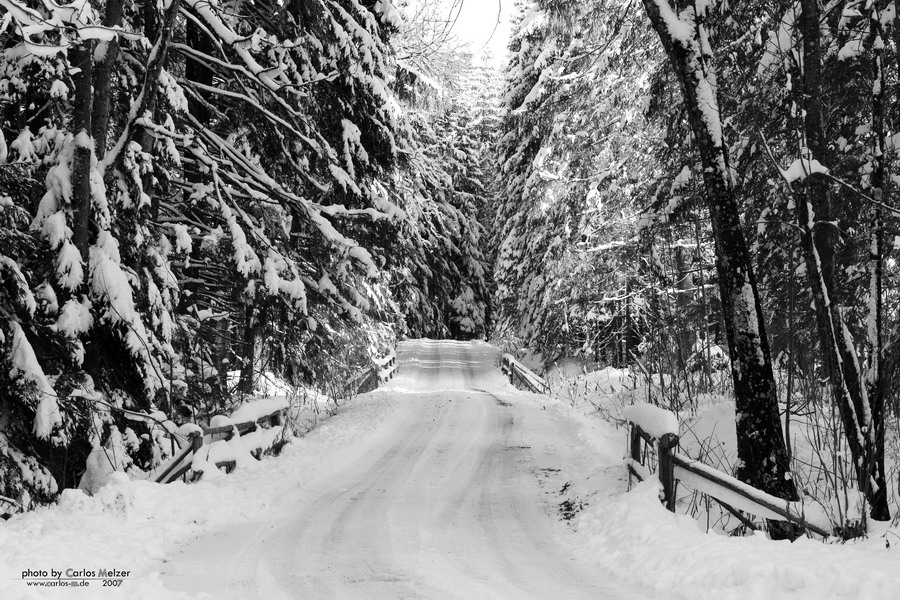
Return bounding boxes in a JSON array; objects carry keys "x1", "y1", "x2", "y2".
[
  {"x1": 155, "y1": 407, "x2": 285, "y2": 484},
  {"x1": 500, "y1": 354, "x2": 550, "y2": 395},
  {"x1": 627, "y1": 420, "x2": 831, "y2": 537},
  {"x1": 349, "y1": 350, "x2": 398, "y2": 395},
  {"x1": 156, "y1": 349, "x2": 397, "y2": 485},
  {"x1": 373, "y1": 351, "x2": 398, "y2": 384}
]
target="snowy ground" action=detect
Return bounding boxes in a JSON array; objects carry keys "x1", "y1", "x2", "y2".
[
  {"x1": 2, "y1": 341, "x2": 899, "y2": 599},
  {"x1": 546, "y1": 364, "x2": 900, "y2": 599}
]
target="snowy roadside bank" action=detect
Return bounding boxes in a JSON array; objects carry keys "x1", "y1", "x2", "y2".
[
  {"x1": 533, "y1": 367, "x2": 900, "y2": 600},
  {"x1": 575, "y1": 477, "x2": 900, "y2": 600},
  {"x1": 0, "y1": 390, "x2": 407, "y2": 600}
]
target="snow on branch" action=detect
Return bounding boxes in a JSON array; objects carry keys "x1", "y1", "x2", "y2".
[
  {"x1": 185, "y1": 114, "x2": 383, "y2": 281},
  {"x1": 182, "y1": 0, "x2": 300, "y2": 96},
  {"x1": 780, "y1": 156, "x2": 829, "y2": 183},
  {"x1": 0, "y1": 0, "x2": 145, "y2": 56},
  {"x1": 9, "y1": 322, "x2": 60, "y2": 438},
  {"x1": 89, "y1": 231, "x2": 168, "y2": 394}
]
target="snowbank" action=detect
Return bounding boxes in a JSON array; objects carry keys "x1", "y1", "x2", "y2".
[
  {"x1": 0, "y1": 390, "x2": 402, "y2": 599},
  {"x1": 576, "y1": 481, "x2": 900, "y2": 600},
  {"x1": 548, "y1": 362, "x2": 900, "y2": 599}
]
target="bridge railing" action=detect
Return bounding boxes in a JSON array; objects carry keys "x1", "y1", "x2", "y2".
[
  {"x1": 155, "y1": 403, "x2": 285, "y2": 484},
  {"x1": 373, "y1": 350, "x2": 398, "y2": 384},
  {"x1": 626, "y1": 404, "x2": 831, "y2": 537},
  {"x1": 155, "y1": 349, "x2": 398, "y2": 484},
  {"x1": 500, "y1": 354, "x2": 550, "y2": 395},
  {"x1": 348, "y1": 350, "x2": 398, "y2": 396}
]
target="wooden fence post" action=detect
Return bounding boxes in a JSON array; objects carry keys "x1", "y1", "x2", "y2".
[
  {"x1": 191, "y1": 430, "x2": 203, "y2": 453},
  {"x1": 630, "y1": 425, "x2": 642, "y2": 464},
  {"x1": 658, "y1": 432, "x2": 679, "y2": 512}
]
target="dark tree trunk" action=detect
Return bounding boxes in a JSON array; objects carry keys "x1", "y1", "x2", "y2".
[
  {"x1": 70, "y1": 42, "x2": 94, "y2": 260},
  {"x1": 118, "y1": 0, "x2": 183, "y2": 196},
  {"x1": 894, "y1": 2, "x2": 900, "y2": 127},
  {"x1": 179, "y1": 15, "x2": 218, "y2": 330},
  {"x1": 793, "y1": 0, "x2": 890, "y2": 521},
  {"x1": 101, "y1": 0, "x2": 182, "y2": 176},
  {"x1": 91, "y1": 0, "x2": 125, "y2": 159},
  {"x1": 185, "y1": 17, "x2": 216, "y2": 126},
  {"x1": 863, "y1": 4, "x2": 889, "y2": 521},
  {"x1": 238, "y1": 304, "x2": 259, "y2": 396},
  {"x1": 797, "y1": 0, "x2": 835, "y2": 287},
  {"x1": 641, "y1": 0, "x2": 799, "y2": 537},
  {"x1": 674, "y1": 245, "x2": 693, "y2": 370}
]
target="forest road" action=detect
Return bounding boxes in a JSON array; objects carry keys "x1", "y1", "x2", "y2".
[{"x1": 160, "y1": 339, "x2": 648, "y2": 599}]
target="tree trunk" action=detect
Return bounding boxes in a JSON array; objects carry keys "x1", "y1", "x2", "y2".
[
  {"x1": 119, "y1": 0, "x2": 183, "y2": 196},
  {"x1": 894, "y1": 2, "x2": 900, "y2": 127},
  {"x1": 863, "y1": 4, "x2": 889, "y2": 521},
  {"x1": 797, "y1": 0, "x2": 835, "y2": 287},
  {"x1": 674, "y1": 245, "x2": 693, "y2": 372},
  {"x1": 792, "y1": 0, "x2": 890, "y2": 521},
  {"x1": 185, "y1": 17, "x2": 215, "y2": 126},
  {"x1": 641, "y1": 0, "x2": 799, "y2": 536},
  {"x1": 70, "y1": 42, "x2": 94, "y2": 260},
  {"x1": 91, "y1": 0, "x2": 125, "y2": 159},
  {"x1": 624, "y1": 279, "x2": 632, "y2": 368},
  {"x1": 238, "y1": 304, "x2": 258, "y2": 396}
]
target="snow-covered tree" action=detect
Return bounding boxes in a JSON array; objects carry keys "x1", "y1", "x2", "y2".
[{"x1": 0, "y1": 0, "x2": 492, "y2": 509}]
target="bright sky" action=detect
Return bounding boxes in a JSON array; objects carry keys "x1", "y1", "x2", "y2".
[{"x1": 448, "y1": 0, "x2": 512, "y2": 62}]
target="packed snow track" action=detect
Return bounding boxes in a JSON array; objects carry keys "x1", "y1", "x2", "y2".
[{"x1": 161, "y1": 340, "x2": 646, "y2": 599}]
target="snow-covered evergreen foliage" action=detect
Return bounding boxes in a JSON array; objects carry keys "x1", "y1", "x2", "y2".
[
  {"x1": 390, "y1": 11, "x2": 496, "y2": 340},
  {"x1": 493, "y1": 0, "x2": 900, "y2": 522},
  {"x1": 493, "y1": 0, "x2": 666, "y2": 362},
  {"x1": 0, "y1": 0, "x2": 491, "y2": 509}
]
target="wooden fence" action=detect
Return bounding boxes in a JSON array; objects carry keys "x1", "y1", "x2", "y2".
[
  {"x1": 349, "y1": 350, "x2": 399, "y2": 395},
  {"x1": 500, "y1": 354, "x2": 550, "y2": 395},
  {"x1": 156, "y1": 349, "x2": 398, "y2": 485},
  {"x1": 627, "y1": 420, "x2": 832, "y2": 537},
  {"x1": 155, "y1": 407, "x2": 284, "y2": 484}
]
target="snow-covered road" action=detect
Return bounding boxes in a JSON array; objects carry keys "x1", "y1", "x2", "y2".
[
  {"x1": 7, "y1": 339, "x2": 898, "y2": 600},
  {"x1": 161, "y1": 339, "x2": 644, "y2": 599}
]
